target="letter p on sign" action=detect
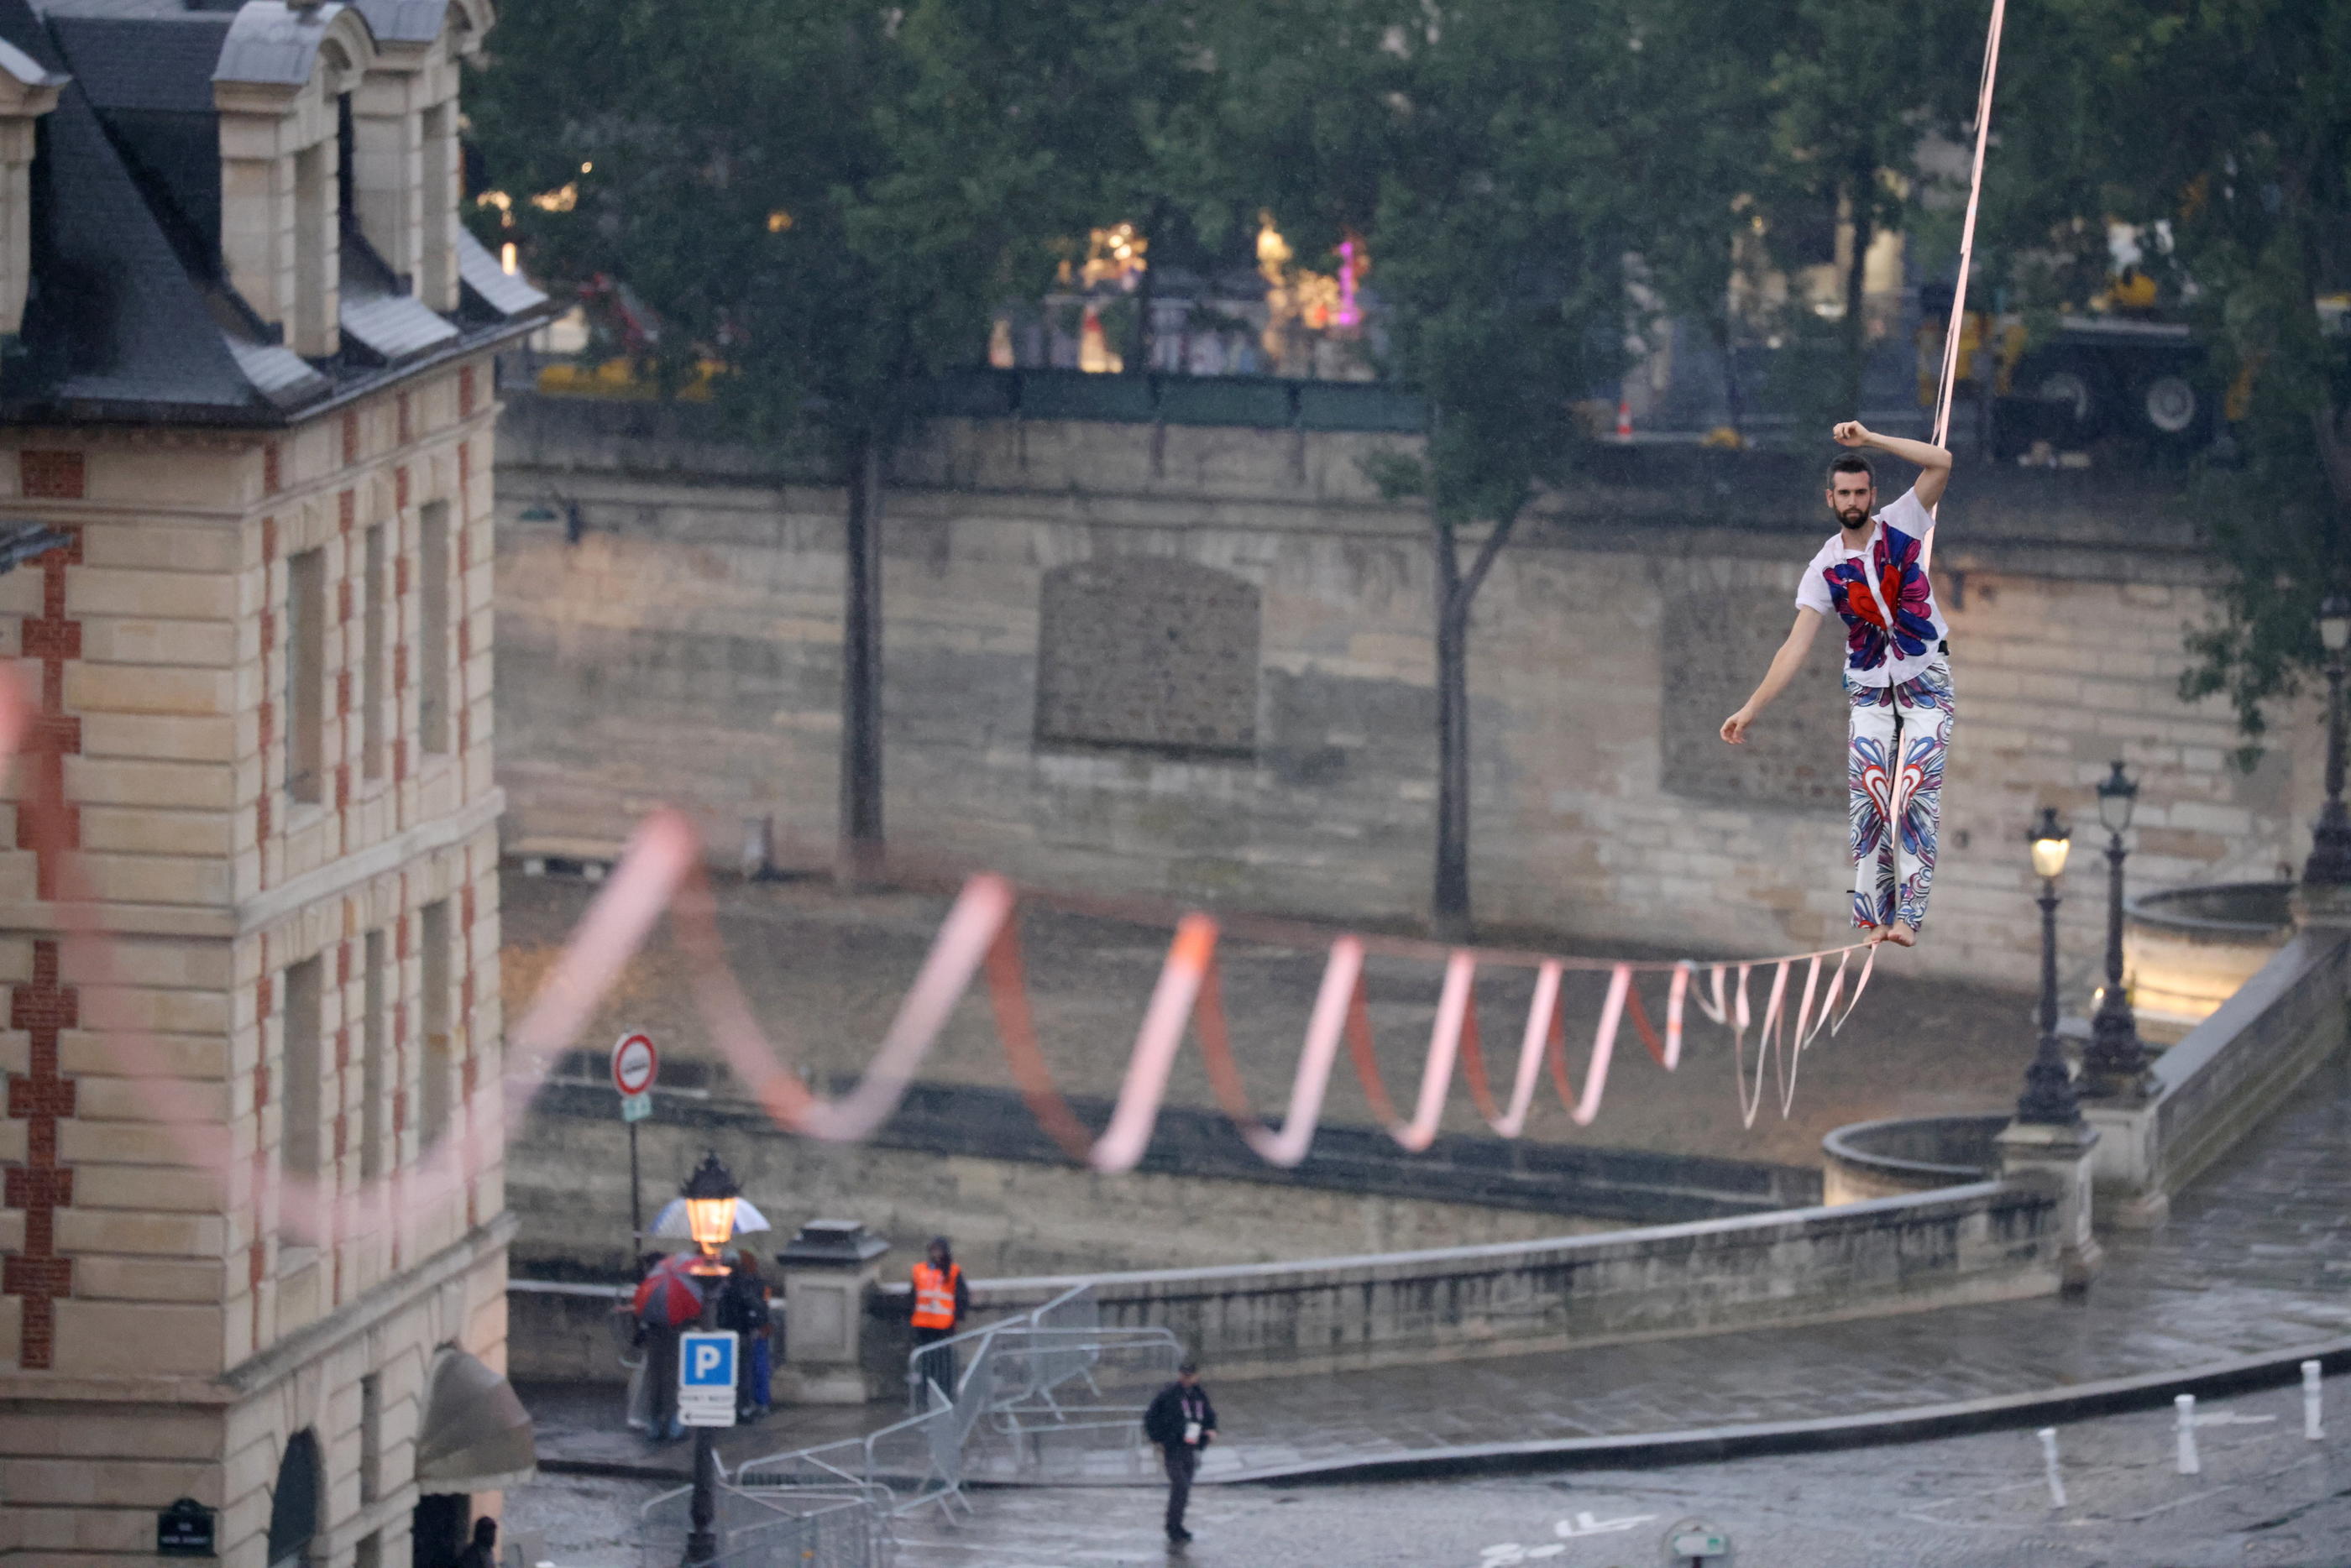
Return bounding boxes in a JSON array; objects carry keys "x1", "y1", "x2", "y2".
[{"x1": 677, "y1": 1330, "x2": 739, "y2": 1428}]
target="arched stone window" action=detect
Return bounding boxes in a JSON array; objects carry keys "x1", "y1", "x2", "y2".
[
  {"x1": 266, "y1": 1429, "x2": 322, "y2": 1568},
  {"x1": 1035, "y1": 557, "x2": 1260, "y2": 756}
]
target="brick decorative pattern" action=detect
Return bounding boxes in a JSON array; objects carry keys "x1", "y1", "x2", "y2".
[
  {"x1": 1034, "y1": 557, "x2": 1260, "y2": 755},
  {"x1": 391, "y1": 881, "x2": 410, "y2": 1273},
  {"x1": 460, "y1": 864, "x2": 478, "y2": 1231},
  {"x1": 259, "y1": 515, "x2": 277, "y2": 890},
  {"x1": 458, "y1": 366, "x2": 476, "y2": 419},
  {"x1": 249, "y1": 940, "x2": 270, "y2": 1353},
  {"x1": 5, "y1": 941, "x2": 79, "y2": 1367},
  {"x1": 1658, "y1": 585, "x2": 1847, "y2": 811},
  {"x1": 263, "y1": 442, "x2": 282, "y2": 496},
  {"x1": 18, "y1": 450, "x2": 84, "y2": 499},
  {"x1": 342, "y1": 410, "x2": 360, "y2": 468},
  {"x1": 16, "y1": 527, "x2": 82, "y2": 900}
]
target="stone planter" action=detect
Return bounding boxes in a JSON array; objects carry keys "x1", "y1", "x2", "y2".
[
  {"x1": 1821, "y1": 1114, "x2": 2008, "y2": 1204},
  {"x1": 2123, "y1": 881, "x2": 2296, "y2": 1043}
]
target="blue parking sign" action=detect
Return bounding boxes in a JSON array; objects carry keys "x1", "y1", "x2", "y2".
[{"x1": 678, "y1": 1330, "x2": 738, "y2": 1428}]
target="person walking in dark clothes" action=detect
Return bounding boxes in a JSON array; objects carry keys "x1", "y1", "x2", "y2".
[
  {"x1": 452, "y1": 1517, "x2": 498, "y2": 1568},
  {"x1": 1142, "y1": 1361, "x2": 1217, "y2": 1544},
  {"x1": 908, "y1": 1236, "x2": 970, "y2": 1401}
]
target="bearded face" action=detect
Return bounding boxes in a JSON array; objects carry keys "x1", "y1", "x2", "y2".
[{"x1": 1827, "y1": 474, "x2": 1877, "y2": 530}]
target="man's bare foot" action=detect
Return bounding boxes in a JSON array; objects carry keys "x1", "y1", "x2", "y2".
[{"x1": 1883, "y1": 921, "x2": 1919, "y2": 948}]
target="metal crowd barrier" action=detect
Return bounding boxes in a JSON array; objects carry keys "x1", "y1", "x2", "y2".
[
  {"x1": 736, "y1": 1283, "x2": 1186, "y2": 1511},
  {"x1": 636, "y1": 1477, "x2": 895, "y2": 1568}
]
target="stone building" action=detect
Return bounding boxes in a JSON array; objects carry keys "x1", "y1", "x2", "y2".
[
  {"x1": 0, "y1": 2, "x2": 544, "y2": 1563},
  {"x1": 495, "y1": 393, "x2": 2330, "y2": 994}
]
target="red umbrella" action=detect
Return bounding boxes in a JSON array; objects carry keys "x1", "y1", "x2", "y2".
[{"x1": 631, "y1": 1254, "x2": 705, "y2": 1329}]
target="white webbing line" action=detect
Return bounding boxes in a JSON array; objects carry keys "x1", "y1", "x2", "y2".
[{"x1": 1920, "y1": 0, "x2": 2008, "y2": 574}]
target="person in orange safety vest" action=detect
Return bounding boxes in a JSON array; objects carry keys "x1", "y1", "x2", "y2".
[{"x1": 909, "y1": 1236, "x2": 970, "y2": 1403}]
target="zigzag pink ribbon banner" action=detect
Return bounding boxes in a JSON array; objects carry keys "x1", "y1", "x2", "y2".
[
  {"x1": 8, "y1": 649, "x2": 1879, "y2": 1256},
  {"x1": 514, "y1": 808, "x2": 1881, "y2": 1173}
]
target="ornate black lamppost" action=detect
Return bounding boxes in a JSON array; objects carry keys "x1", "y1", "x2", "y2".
[
  {"x1": 2018, "y1": 808, "x2": 2083, "y2": 1125},
  {"x1": 679, "y1": 1152, "x2": 741, "y2": 1568},
  {"x1": 2082, "y1": 761, "x2": 2154, "y2": 1098},
  {"x1": 2304, "y1": 593, "x2": 2351, "y2": 888}
]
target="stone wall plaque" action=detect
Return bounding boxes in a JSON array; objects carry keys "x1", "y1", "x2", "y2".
[
  {"x1": 1657, "y1": 580, "x2": 1846, "y2": 811},
  {"x1": 1035, "y1": 557, "x2": 1259, "y2": 755}
]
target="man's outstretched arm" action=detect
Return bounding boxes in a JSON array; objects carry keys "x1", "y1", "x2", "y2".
[
  {"x1": 1833, "y1": 421, "x2": 1954, "y2": 510},
  {"x1": 1722, "y1": 609, "x2": 1825, "y2": 745}
]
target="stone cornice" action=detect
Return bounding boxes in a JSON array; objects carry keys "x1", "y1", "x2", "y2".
[
  {"x1": 0, "y1": 789, "x2": 503, "y2": 942},
  {"x1": 239, "y1": 787, "x2": 505, "y2": 935},
  {"x1": 0, "y1": 1212, "x2": 515, "y2": 1408}
]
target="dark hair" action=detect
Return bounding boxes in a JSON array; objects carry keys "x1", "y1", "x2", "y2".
[
  {"x1": 1827, "y1": 453, "x2": 1875, "y2": 485},
  {"x1": 471, "y1": 1518, "x2": 498, "y2": 1546},
  {"x1": 1179, "y1": 1359, "x2": 1200, "y2": 1375}
]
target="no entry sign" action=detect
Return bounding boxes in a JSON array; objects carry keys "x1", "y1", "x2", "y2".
[{"x1": 611, "y1": 1032, "x2": 659, "y2": 1097}]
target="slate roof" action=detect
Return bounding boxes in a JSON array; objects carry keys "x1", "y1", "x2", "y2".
[{"x1": 0, "y1": 0, "x2": 549, "y2": 426}]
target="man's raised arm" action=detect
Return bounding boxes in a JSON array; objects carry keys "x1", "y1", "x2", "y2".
[{"x1": 1832, "y1": 421, "x2": 1954, "y2": 510}]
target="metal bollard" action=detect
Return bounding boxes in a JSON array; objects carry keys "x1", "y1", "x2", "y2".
[
  {"x1": 2038, "y1": 1426, "x2": 2067, "y2": 1508},
  {"x1": 2305, "y1": 1361, "x2": 2325, "y2": 1441},
  {"x1": 2176, "y1": 1393, "x2": 2201, "y2": 1475}
]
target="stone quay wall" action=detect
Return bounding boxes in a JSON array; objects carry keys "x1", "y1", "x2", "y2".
[
  {"x1": 2086, "y1": 926, "x2": 2351, "y2": 1222},
  {"x1": 511, "y1": 1179, "x2": 2062, "y2": 1385},
  {"x1": 956, "y1": 1182, "x2": 2062, "y2": 1377},
  {"x1": 501, "y1": 1083, "x2": 1819, "y2": 1288},
  {"x1": 492, "y1": 392, "x2": 2333, "y2": 991}
]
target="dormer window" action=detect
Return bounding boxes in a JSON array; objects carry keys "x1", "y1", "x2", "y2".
[
  {"x1": 213, "y1": 1, "x2": 375, "y2": 358},
  {"x1": 3, "y1": 0, "x2": 543, "y2": 423},
  {"x1": 346, "y1": 0, "x2": 484, "y2": 315},
  {"x1": 0, "y1": 39, "x2": 65, "y2": 347}
]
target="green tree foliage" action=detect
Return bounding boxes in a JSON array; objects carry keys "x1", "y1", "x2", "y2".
[
  {"x1": 1181, "y1": 0, "x2": 1633, "y2": 928},
  {"x1": 468, "y1": 0, "x2": 1166, "y2": 870},
  {"x1": 1751, "y1": 0, "x2": 1979, "y2": 416},
  {"x1": 1987, "y1": 0, "x2": 2351, "y2": 740}
]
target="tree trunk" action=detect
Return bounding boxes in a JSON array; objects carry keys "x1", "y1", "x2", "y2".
[
  {"x1": 1428, "y1": 505, "x2": 1522, "y2": 939},
  {"x1": 1840, "y1": 170, "x2": 1874, "y2": 419},
  {"x1": 1713, "y1": 315, "x2": 1746, "y2": 442},
  {"x1": 839, "y1": 432, "x2": 886, "y2": 887},
  {"x1": 1432, "y1": 540, "x2": 1471, "y2": 938},
  {"x1": 1128, "y1": 200, "x2": 1166, "y2": 375}
]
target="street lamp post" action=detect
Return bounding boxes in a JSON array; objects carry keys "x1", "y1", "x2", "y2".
[
  {"x1": 2082, "y1": 761, "x2": 2153, "y2": 1098},
  {"x1": 679, "y1": 1152, "x2": 741, "y2": 1568},
  {"x1": 2018, "y1": 808, "x2": 2083, "y2": 1125},
  {"x1": 2303, "y1": 593, "x2": 2351, "y2": 887}
]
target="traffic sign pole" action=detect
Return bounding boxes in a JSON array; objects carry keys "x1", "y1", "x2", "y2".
[{"x1": 610, "y1": 1033, "x2": 659, "y2": 1249}]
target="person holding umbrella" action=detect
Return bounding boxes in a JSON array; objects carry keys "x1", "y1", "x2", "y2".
[
  {"x1": 640, "y1": 1183, "x2": 776, "y2": 1439},
  {"x1": 631, "y1": 1252, "x2": 704, "y2": 1441}
]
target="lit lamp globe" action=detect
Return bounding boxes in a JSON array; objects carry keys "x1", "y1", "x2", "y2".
[
  {"x1": 2096, "y1": 760, "x2": 2138, "y2": 835},
  {"x1": 2029, "y1": 808, "x2": 2071, "y2": 881},
  {"x1": 2321, "y1": 593, "x2": 2350, "y2": 656},
  {"x1": 680, "y1": 1152, "x2": 741, "y2": 1271}
]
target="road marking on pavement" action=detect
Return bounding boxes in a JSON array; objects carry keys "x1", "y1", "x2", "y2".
[{"x1": 1556, "y1": 1511, "x2": 1658, "y2": 1537}]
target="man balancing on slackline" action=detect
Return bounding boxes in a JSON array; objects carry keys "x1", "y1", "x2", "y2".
[{"x1": 1720, "y1": 421, "x2": 1955, "y2": 949}]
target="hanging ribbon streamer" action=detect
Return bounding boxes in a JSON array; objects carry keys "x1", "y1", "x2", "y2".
[{"x1": 1921, "y1": 0, "x2": 2011, "y2": 572}]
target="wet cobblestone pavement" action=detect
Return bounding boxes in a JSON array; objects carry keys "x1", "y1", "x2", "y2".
[
  {"x1": 510, "y1": 1378, "x2": 2351, "y2": 1566},
  {"x1": 526, "y1": 1053, "x2": 2351, "y2": 1486},
  {"x1": 1193, "y1": 1048, "x2": 2351, "y2": 1476}
]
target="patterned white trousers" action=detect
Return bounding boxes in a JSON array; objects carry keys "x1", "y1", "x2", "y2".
[{"x1": 1846, "y1": 660, "x2": 1956, "y2": 931}]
